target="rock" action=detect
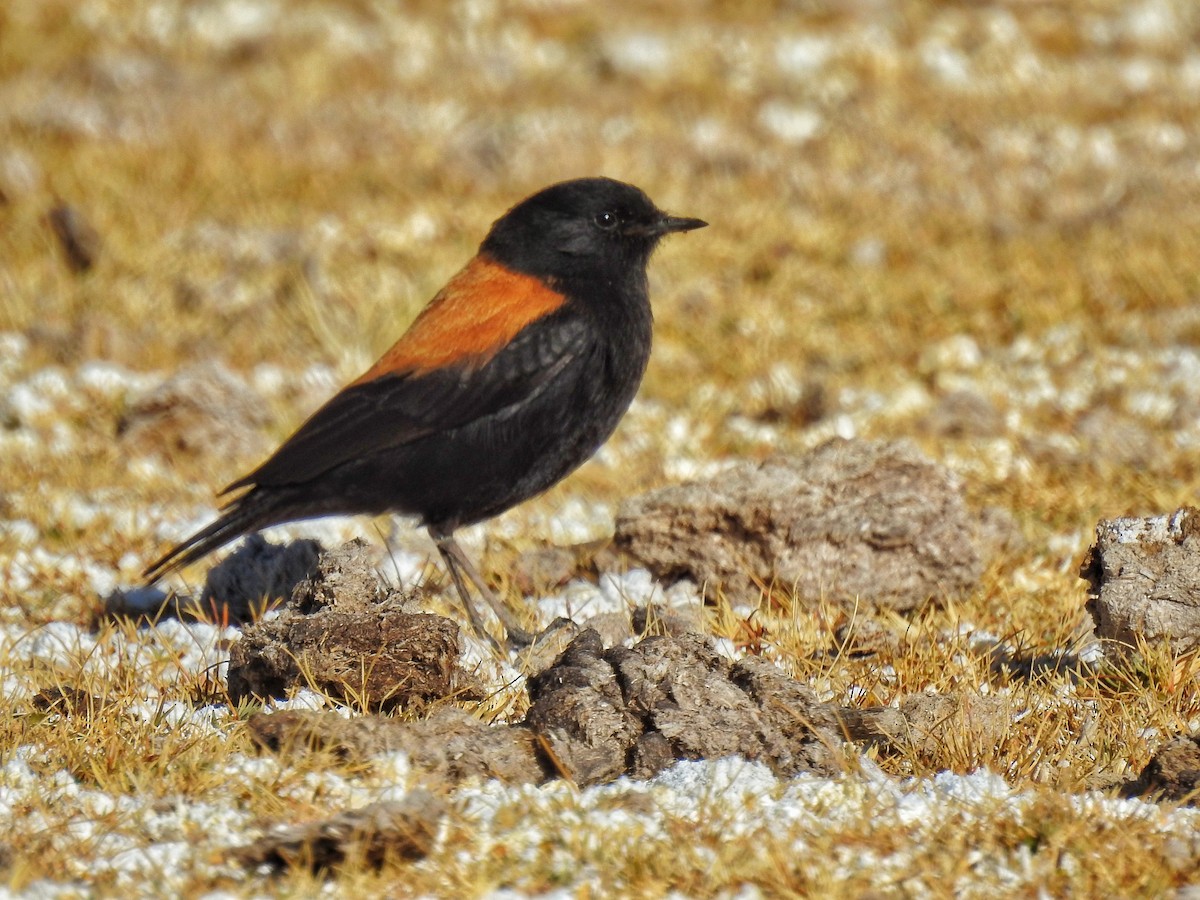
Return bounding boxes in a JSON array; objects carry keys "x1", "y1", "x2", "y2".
[
  {"x1": 234, "y1": 791, "x2": 445, "y2": 872},
  {"x1": 227, "y1": 540, "x2": 470, "y2": 711},
  {"x1": 1080, "y1": 507, "x2": 1200, "y2": 656},
  {"x1": 614, "y1": 438, "x2": 986, "y2": 610},
  {"x1": 118, "y1": 361, "x2": 270, "y2": 463}
]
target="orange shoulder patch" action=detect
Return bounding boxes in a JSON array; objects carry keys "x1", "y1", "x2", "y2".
[{"x1": 351, "y1": 255, "x2": 567, "y2": 384}]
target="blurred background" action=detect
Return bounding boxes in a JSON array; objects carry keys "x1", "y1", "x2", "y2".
[{"x1": 2, "y1": 0, "x2": 1200, "y2": 622}]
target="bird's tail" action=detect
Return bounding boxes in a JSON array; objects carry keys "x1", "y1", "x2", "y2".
[{"x1": 142, "y1": 488, "x2": 291, "y2": 584}]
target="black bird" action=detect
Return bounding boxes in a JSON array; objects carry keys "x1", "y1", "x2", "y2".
[{"x1": 144, "y1": 177, "x2": 706, "y2": 648}]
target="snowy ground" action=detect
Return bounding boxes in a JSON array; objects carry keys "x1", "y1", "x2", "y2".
[{"x1": 6, "y1": 0, "x2": 1200, "y2": 895}]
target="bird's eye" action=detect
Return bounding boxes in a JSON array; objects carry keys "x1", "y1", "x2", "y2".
[{"x1": 594, "y1": 211, "x2": 619, "y2": 230}]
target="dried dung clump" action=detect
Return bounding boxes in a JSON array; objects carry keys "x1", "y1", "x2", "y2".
[
  {"x1": 235, "y1": 791, "x2": 446, "y2": 873},
  {"x1": 118, "y1": 360, "x2": 271, "y2": 461},
  {"x1": 248, "y1": 707, "x2": 544, "y2": 786},
  {"x1": 200, "y1": 535, "x2": 321, "y2": 620},
  {"x1": 236, "y1": 628, "x2": 1023, "y2": 872},
  {"x1": 510, "y1": 539, "x2": 616, "y2": 594},
  {"x1": 248, "y1": 630, "x2": 944, "y2": 792},
  {"x1": 895, "y1": 692, "x2": 1014, "y2": 759},
  {"x1": 615, "y1": 438, "x2": 990, "y2": 610},
  {"x1": 227, "y1": 539, "x2": 468, "y2": 711},
  {"x1": 104, "y1": 536, "x2": 321, "y2": 624},
  {"x1": 525, "y1": 630, "x2": 854, "y2": 785},
  {"x1": 1080, "y1": 507, "x2": 1200, "y2": 657},
  {"x1": 1128, "y1": 735, "x2": 1200, "y2": 803}
]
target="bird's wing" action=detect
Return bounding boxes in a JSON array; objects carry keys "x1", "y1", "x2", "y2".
[{"x1": 226, "y1": 307, "x2": 591, "y2": 491}]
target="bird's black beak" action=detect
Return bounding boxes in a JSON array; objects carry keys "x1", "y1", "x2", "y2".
[
  {"x1": 659, "y1": 214, "x2": 708, "y2": 234},
  {"x1": 624, "y1": 214, "x2": 708, "y2": 237}
]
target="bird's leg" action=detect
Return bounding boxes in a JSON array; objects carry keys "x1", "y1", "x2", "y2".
[
  {"x1": 431, "y1": 528, "x2": 535, "y2": 649},
  {"x1": 437, "y1": 544, "x2": 503, "y2": 654}
]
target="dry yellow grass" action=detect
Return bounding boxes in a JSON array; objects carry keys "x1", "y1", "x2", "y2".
[{"x1": 4, "y1": 0, "x2": 1200, "y2": 895}]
